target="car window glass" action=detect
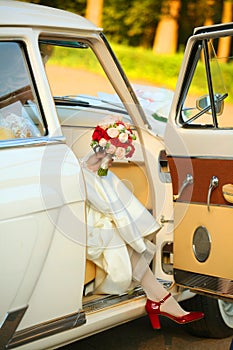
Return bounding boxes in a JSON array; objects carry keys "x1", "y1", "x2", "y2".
[
  {"x1": 0, "y1": 42, "x2": 45, "y2": 140},
  {"x1": 180, "y1": 38, "x2": 232, "y2": 129},
  {"x1": 39, "y1": 40, "x2": 116, "y2": 97},
  {"x1": 39, "y1": 39, "x2": 131, "y2": 127}
]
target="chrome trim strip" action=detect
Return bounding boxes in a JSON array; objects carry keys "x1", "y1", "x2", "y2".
[
  {"x1": 174, "y1": 269, "x2": 233, "y2": 300},
  {"x1": 174, "y1": 200, "x2": 233, "y2": 208},
  {"x1": 83, "y1": 286, "x2": 145, "y2": 314},
  {"x1": 7, "y1": 310, "x2": 86, "y2": 349},
  {"x1": 0, "y1": 307, "x2": 28, "y2": 350},
  {"x1": 61, "y1": 124, "x2": 137, "y2": 132},
  {"x1": 168, "y1": 155, "x2": 233, "y2": 161},
  {"x1": 0, "y1": 136, "x2": 66, "y2": 150}
]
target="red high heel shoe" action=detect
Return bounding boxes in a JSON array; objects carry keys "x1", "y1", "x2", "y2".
[{"x1": 145, "y1": 293, "x2": 204, "y2": 329}]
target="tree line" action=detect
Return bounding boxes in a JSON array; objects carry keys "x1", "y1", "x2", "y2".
[{"x1": 19, "y1": 0, "x2": 232, "y2": 56}]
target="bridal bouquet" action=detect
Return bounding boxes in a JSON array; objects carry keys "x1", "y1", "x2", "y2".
[{"x1": 91, "y1": 115, "x2": 137, "y2": 176}]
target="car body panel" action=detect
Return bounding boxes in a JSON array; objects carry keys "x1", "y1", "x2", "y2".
[
  {"x1": 0, "y1": 1, "x2": 99, "y2": 32},
  {"x1": 0, "y1": 141, "x2": 87, "y2": 344}
]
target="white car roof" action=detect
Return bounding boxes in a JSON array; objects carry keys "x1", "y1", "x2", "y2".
[{"x1": 0, "y1": 1, "x2": 100, "y2": 32}]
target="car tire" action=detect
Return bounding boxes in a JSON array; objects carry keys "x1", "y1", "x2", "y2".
[{"x1": 180, "y1": 294, "x2": 233, "y2": 338}]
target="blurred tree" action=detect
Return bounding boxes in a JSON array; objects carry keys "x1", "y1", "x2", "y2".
[
  {"x1": 152, "y1": 0, "x2": 181, "y2": 54},
  {"x1": 204, "y1": 0, "x2": 215, "y2": 26},
  {"x1": 17, "y1": 0, "x2": 227, "y2": 54},
  {"x1": 178, "y1": 0, "x2": 222, "y2": 50},
  {"x1": 103, "y1": 0, "x2": 161, "y2": 47},
  {"x1": 86, "y1": 0, "x2": 104, "y2": 27},
  {"x1": 217, "y1": 0, "x2": 232, "y2": 61},
  {"x1": 102, "y1": 0, "x2": 130, "y2": 44},
  {"x1": 123, "y1": 0, "x2": 161, "y2": 47}
]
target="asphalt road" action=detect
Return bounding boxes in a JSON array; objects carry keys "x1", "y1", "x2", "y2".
[{"x1": 59, "y1": 315, "x2": 232, "y2": 350}]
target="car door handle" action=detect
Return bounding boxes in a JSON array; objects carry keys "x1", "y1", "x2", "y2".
[
  {"x1": 173, "y1": 173, "x2": 193, "y2": 201},
  {"x1": 207, "y1": 176, "x2": 219, "y2": 211}
]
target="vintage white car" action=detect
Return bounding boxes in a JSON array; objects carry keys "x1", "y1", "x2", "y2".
[{"x1": 0, "y1": 1, "x2": 233, "y2": 349}]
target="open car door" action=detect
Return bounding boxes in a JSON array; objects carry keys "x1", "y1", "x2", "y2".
[
  {"x1": 165, "y1": 24, "x2": 233, "y2": 299},
  {"x1": 164, "y1": 24, "x2": 233, "y2": 337}
]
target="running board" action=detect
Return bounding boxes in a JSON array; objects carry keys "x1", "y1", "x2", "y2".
[
  {"x1": 83, "y1": 286, "x2": 145, "y2": 313},
  {"x1": 83, "y1": 280, "x2": 172, "y2": 314}
]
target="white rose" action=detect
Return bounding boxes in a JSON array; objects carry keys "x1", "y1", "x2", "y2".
[
  {"x1": 107, "y1": 127, "x2": 119, "y2": 138},
  {"x1": 117, "y1": 124, "x2": 125, "y2": 131},
  {"x1": 99, "y1": 138, "x2": 107, "y2": 147},
  {"x1": 119, "y1": 132, "x2": 128, "y2": 143},
  {"x1": 106, "y1": 143, "x2": 117, "y2": 155},
  {"x1": 115, "y1": 147, "x2": 126, "y2": 159}
]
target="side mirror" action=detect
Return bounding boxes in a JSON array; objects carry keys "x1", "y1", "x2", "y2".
[{"x1": 196, "y1": 94, "x2": 224, "y2": 116}]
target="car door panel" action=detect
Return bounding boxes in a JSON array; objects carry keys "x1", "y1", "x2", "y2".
[
  {"x1": 174, "y1": 203, "x2": 233, "y2": 280},
  {"x1": 168, "y1": 154, "x2": 233, "y2": 298},
  {"x1": 168, "y1": 155, "x2": 233, "y2": 277},
  {"x1": 165, "y1": 31, "x2": 233, "y2": 299}
]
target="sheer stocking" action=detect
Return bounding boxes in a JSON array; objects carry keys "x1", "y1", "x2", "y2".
[{"x1": 130, "y1": 250, "x2": 187, "y2": 317}]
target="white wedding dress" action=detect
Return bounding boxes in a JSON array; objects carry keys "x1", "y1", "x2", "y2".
[{"x1": 83, "y1": 166, "x2": 160, "y2": 294}]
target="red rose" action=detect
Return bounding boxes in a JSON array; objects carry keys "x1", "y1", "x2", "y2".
[
  {"x1": 116, "y1": 121, "x2": 124, "y2": 127},
  {"x1": 92, "y1": 126, "x2": 110, "y2": 142}
]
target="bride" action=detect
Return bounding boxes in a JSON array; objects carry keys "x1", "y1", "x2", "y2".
[{"x1": 82, "y1": 152, "x2": 204, "y2": 330}]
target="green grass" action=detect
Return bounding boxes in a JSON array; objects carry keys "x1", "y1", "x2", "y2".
[
  {"x1": 48, "y1": 42, "x2": 233, "y2": 103},
  {"x1": 112, "y1": 44, "x2": 233, "y2": 104},
  {"x1": 112, "y1": 43, "x2": 183, "y2": 90}
]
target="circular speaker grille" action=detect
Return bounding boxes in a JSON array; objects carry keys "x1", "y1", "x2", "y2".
[{"x1": 192, "y1": 226, "x2": 211, "y2": 262}]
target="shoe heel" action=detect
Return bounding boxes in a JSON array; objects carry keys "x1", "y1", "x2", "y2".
[{"x1": 148, "y1": 313, "x2": 161, "y2": 329}]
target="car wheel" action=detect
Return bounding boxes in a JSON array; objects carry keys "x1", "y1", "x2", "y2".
[{"x1": 180, "y1": 294, "x2": 233, "y2": 338}]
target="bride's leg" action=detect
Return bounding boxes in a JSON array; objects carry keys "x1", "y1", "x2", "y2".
[
  {"x1": 130, "y1": 250, "x2": 204, "y2": 328},
  {"x1": 141, "y1": 266, "x2": 190, "y2": 317},
  {"x1": 130, "y1": 250, "x2": 187, "y2": 317}
]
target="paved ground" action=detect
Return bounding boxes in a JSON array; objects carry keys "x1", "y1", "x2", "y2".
[
  {"x1": 59, "y1": 315, "x2": 232, "y2": 350},
  {"x1": 46, "y1": 64, "x2": 156, "y2": 96}
]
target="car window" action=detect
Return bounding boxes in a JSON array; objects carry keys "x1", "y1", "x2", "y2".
[
  {"x1": 39, "y1": 39, "x2": 116, "y2": 97},
  {"x1": 180, "y1": 38, "x2": 232, "y2": 129},
  {"x1": 38, "y1": 38, "x2": 131, "y2": 127},
  {"x1": 0, "y1": 42, "x2": 45, "y2": 140}
]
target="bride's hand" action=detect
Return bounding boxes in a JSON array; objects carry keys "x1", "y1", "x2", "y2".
[{"x1": 85, "y1": 152, "x2": 112, "y2": 172}]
